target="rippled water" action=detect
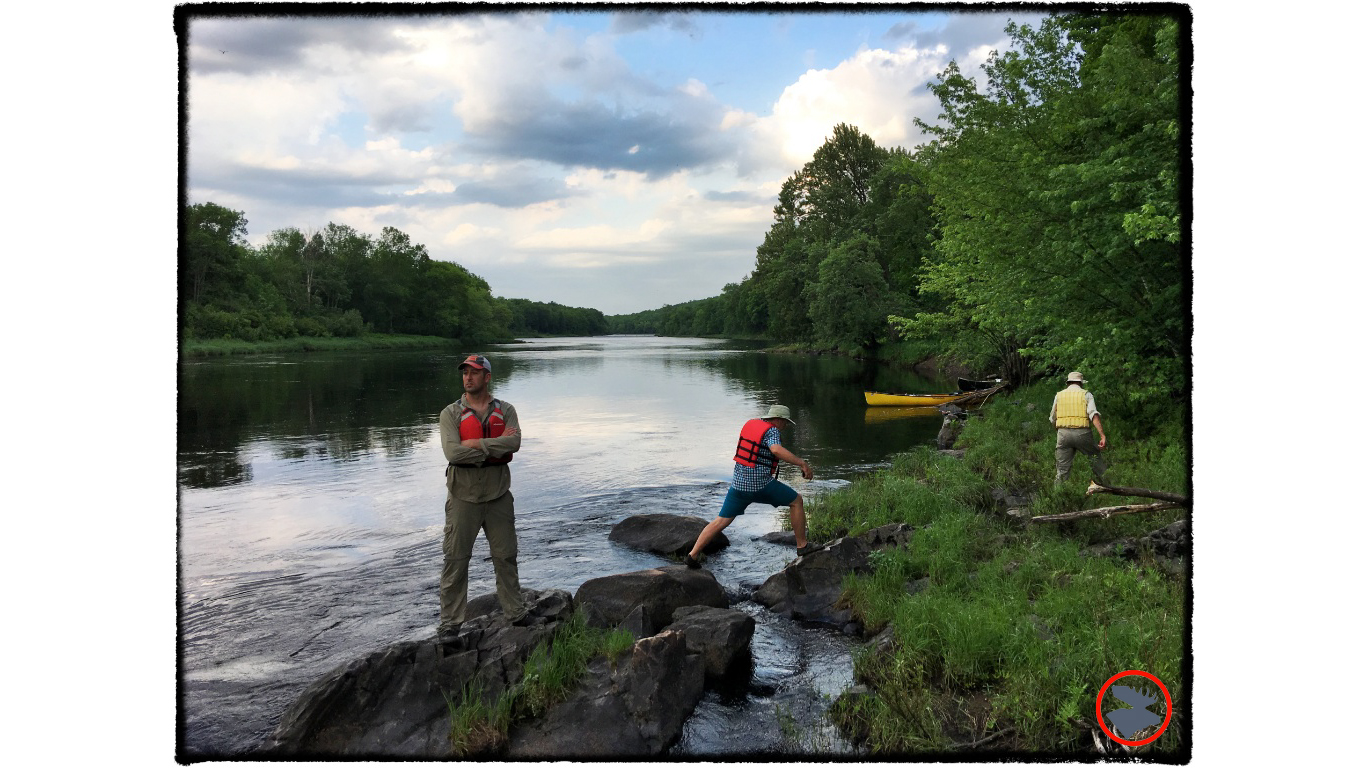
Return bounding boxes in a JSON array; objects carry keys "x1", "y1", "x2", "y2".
[{"x1": 178, "y1": 336, "x2": 954, "y2": 756}]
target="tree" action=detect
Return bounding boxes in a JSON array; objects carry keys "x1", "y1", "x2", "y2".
[
  {"x1": 903, "y1": 14, "x2": 1185, "y2": 410},
  {"x1": 809, "y1": 233, "x2": 897, "y2": 349},
  {"x1": 184, "y1": 202, "x2": 249, "y2": 302}
]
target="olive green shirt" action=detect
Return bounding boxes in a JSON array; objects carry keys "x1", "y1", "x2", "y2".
[{"x1": 439, "y1": 397, "x2": 521, "y2": 504}]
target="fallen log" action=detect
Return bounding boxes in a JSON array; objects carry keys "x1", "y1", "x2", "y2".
[
  {"x1": 1030, "y1": 501, "x2": 1182, "y2": 523},
  {"x1": 1086, "y1": 481, "x2": 1188, "y2": 505}
]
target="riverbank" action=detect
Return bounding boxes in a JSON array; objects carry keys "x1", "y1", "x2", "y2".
[
  {"x1": 809, "y1": 379, "x2": 1189, "y2": 756},
  {"x1": 181, "y1": 333, "x2": 506, "y2": 357}
]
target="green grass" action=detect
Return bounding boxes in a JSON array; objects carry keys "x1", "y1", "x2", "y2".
[
  {"x1": 182, "y1": 333, "x2": 471, "y2": 357},
  {"x1": 817, "y1": 380, "x2": 1188, "y2": 755},
  {"x1": 446, "y1": 609, "x2": 636, "y2": 756}
]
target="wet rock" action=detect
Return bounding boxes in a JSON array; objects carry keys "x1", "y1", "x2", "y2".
[
  {"x1": 752, "y1": 523, "x2": 916, "y2": 627},
  {"x1": 263, "y1": 588, "x2": 573, "y2": 758},
  {"x1": 665, "y1": 605, "x2": 756, "y2": 680},
  {"x1": 576, "y1": 566, "x2": 727, "y2": 638},
  {"x1": 936, "y1": 416, "x2": 963, "y2": 450},
  {"x1": 506, "y1": 630, "x2": 705, "y2": 757},
  {"x1": 756, "y1": 531, "x2": 797, "y2": 546},
  {"x1": 609, "y1": 513, "x2": 728, "y2": 556}
]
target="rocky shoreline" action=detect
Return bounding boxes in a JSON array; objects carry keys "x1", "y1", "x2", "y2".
[{"x1": 263, "y1": 500, "x2": 1186, "y2": 758}]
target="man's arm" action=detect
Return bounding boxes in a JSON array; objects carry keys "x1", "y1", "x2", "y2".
[
  {"x1": 479, "y1": 402, "x2": 522, "y2": 459},
  {"x1": 1092, "y1": 414, "x2": 1107, "y2": 449},
  {"x1": 1048, "y1": 393, "x2": 1058, "y2": 426},
  {"x1": 769, "y1": 444, "x2": 814, "y2": 480},
  {"x1": 440, "y1": 405, "x2": 490, "y2": 464}
]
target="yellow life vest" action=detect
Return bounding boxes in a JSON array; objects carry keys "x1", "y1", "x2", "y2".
[{"x1": 1054, "y1": 388, "x2": 1091, "y2": 428}]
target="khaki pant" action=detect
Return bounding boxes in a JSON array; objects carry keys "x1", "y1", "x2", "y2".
[
  {"x1": 440, "y1": 490, "x2": 522, "y2": 628},
  {"x1": 1055, "y1": 427, "x2": 1106, "y2": 483}
]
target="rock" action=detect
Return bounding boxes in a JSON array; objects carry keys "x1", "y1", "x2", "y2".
[
  {"x1": 1085, "y1": 519, "x2": 1189, "y2": 562},
  {"x1": 936, "y1": 415, "x2": 963, "y2": 450},
  {"x1": 576, "y1": 566, "x2": 728, "y2": 638},
  {"x1": 609, "y1": 513, "x2": 728, "y2": 556},
  {"x1": 664, "y1": 605, "x2": 756, "y2": 680},
  {"x1": 939, "y1": 449, "x2": 966, "y2": 460},
  {"x1": 263, "y1": 588, "x2": 573, "y2": 758},
  {"x1": 506, "y1": 630, "x2": 705, "y2": 757},
  {"x1": 752, "y1": 523, "x2": 916, "y2": 627},
  {"x1": 756, "y1": 531, "x2": 797, "y2": 546}
]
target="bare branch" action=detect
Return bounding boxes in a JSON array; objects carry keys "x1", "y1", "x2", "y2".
[
  {"x1": 1031, "y1": 501, "x2": 1183, "y2": 523},
  {"x1": 1086, "y1": 481, "x2": 1188, "y2": 505}
]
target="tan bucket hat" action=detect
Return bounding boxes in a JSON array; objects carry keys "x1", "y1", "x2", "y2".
[
  {"x1": 1066, "y1": 371, "x2": 1086, "y2": 383},
  {"x1": 764, "y1": 405, "x2": 796, "y2": 425}
]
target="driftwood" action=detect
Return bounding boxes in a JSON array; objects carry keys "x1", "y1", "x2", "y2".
[
  {"x1": 1030, "y1": 501, "x2": 1182, "y2": 523},
  {"x1": 1086, "y1": 481, "x2": 1189, "y2": 505},
  {"x1": 944, "y1": 384, "x2": 1006, "y2": 408}
]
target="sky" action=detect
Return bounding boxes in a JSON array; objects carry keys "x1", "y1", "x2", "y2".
[{"x1": 184, "y1": 6, "x2": 1049, "y2": 315}]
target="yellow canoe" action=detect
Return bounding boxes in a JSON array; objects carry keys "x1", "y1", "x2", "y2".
[{"x1": 864, "y1": 391, "x2": 962, "y2": 407}]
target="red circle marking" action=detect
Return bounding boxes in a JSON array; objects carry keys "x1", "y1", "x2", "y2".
[{"x1": 1095, "y1": 669, "x2": 1173, "y2": 747}]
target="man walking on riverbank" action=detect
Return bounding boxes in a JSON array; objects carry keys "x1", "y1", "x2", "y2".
[
  {"x1": 437, "y1": 354, "x2": 527, "y2": 638},
  {"x1": 1049, "y1": 371, "x2": 1107, "y2": 484},
  {"x1": 686, "y1": 405, "x2": 816, "y2": 568}
]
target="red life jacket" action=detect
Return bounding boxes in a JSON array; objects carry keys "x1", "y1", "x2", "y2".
[
  {"x1": 734, "y1": 419, "x2": 778, "y2": 477},
  {"x1": 457, "y1": 399, "x2": 512, "y2": 466}
]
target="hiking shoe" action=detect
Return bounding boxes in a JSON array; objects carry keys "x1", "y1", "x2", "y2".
[
  {"x1": 684, "y1": 553, "x2": 702, "y2": 569},
  {"x1": 436, "y1": 622, "x2": 462, "y2": 644},
  {"x1": 508, "y1": 610, "x2": 537, "y2": 627},
  {"x1": 796, "y1": 544, "x2": 819, "y2": 557}
]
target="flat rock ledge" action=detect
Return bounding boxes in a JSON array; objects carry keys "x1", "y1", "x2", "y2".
[
  {"x1": 609, "y1": 512, "x2": 729, "y2": 556},
  {"x1": 262, "y1": 587, "x2": 574, "y2": 758},
  {"x1": 576, "y1": 564, "x2": 729, "y2": 639},
  {"x1": 753, "y1": 522, "x2": 917, "y2": 630}
]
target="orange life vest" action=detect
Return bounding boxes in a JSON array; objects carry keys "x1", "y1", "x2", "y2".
[
  {"x1": 734, "y1": 419, "x2": 778, "y2": 477},
  {"x1": 457, "y1": 399, "x2": 512, "y2": 466}
]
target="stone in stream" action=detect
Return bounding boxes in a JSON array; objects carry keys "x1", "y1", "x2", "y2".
[
  {"x1": 663, "y1": 605, "x2": 757, "y2": 681},
  {"x1": 575, "y1": 565, "x2": 728, "y2": 639},
  {"x1": 753, "y1": 523, "x2": 916, "y2": 629},
  {"x1": 608, "y1": 512, "x2": 729, "y2": 556}
]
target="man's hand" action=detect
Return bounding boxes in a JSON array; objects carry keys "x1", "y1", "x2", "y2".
[
  {"x1": 1097, "y1": 435, "x2": 1107, "y2": 450},
  {"x1": 800, "y1": 460, "x2": 814, "y2": 480}
]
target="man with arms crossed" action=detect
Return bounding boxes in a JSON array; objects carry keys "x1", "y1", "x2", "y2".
[{"x1": 438, "y1": 354, "x2": 527, "y2": 639}]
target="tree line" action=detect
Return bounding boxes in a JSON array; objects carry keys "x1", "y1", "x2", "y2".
[
  {"x1": 609, "y1": 13, "x2": 1186, "y2": 416},
  {"x1": 182, "y1": 208, "x2": 605, "y2": 343}
]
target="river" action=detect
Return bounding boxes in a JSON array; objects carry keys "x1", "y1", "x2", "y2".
[{"x1": 177, "y1": 335, "x2": 957, "y2": 757}]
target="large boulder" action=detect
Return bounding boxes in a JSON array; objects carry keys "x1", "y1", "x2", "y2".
[
  {"x1": 753, "y1": 523, "x2": 916, "y2": 627},
  {"x1": 608, "y1": 513, "x2": 728, "y2": 556},
  {"x1": 664, "y1": 605, "x2": 756, "y2": 680},
  {"x1": 576, "y1": 566, "x2": 727, "y2": 638},
  {"x1": 263, "y1": 588, "x2": 573, "y2": 758},
  {"x1": 506, "y1": 629, "x2": 706, "y2": 757}
]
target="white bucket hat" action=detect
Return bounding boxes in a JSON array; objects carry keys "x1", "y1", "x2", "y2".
[
  {"x1": 1066, "y1": 371, "x2": 1086, "y2": 384},
  {"x1": 764, "y1": 405, "x2": 796, "y2": 425}
]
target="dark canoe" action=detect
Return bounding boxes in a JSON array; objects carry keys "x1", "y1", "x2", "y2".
[{"x1": 958, "y1": 377, "x2": 1004, "y2": 392}]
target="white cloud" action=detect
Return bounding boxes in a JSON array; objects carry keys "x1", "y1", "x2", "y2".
[{"x1": 755, "y1": 43, "x2": 953, "y2": 167}]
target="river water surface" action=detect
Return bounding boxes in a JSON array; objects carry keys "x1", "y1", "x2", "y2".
[{"x1": 178, "y1": 336, "x2": 957, "y2": 757}]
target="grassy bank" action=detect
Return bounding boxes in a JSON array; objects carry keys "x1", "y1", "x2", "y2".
[
  {"x1": 812, "y1": 379, "x2": 1188, "y2": 756},
  {"x1": 182, "y1": 333, "x2": 477, "y2": 358}
]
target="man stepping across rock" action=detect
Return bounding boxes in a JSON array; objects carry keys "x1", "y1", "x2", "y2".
[{"x1": 686, "y1": 405, "x2": 815, "y2": 568}]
